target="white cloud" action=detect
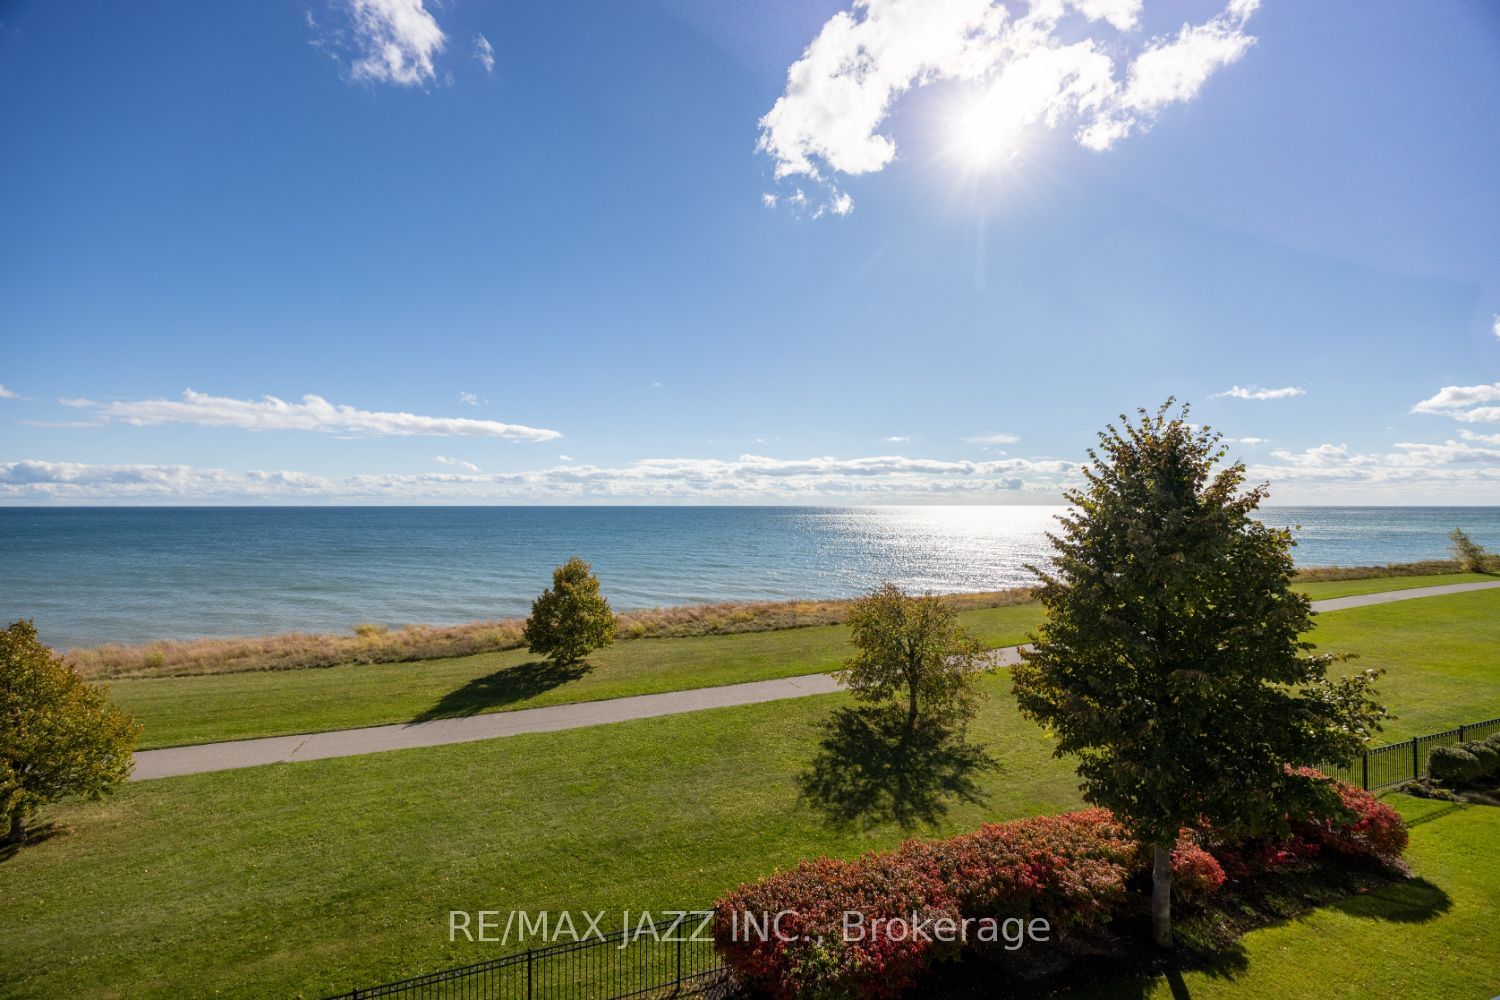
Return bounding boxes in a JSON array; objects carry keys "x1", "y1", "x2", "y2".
[
  {"x1": 1235, "y1": 437, "x2": 1267, "y2": 445},
  {"x1": 342, "y1": 0, "x2": 446, "y2": 87},
  {"x1": 885, "y1": 435, "x2": 910, "y2": 443},
  {"x1": 1212, "y1": 385, "x2": 1304, "y2": 401},
  {"x1": 0, "y1": 453, "x2": 1077, "y2": 502},
  {"x1": 1493, "y1": 315, "x2": 1499, "y2": 341},
  {"x1": 1412, "y1": 382, "x2": 1500, "y2": 423},
  {"x1": 1459, "y1": 429, "x2": 1500, "y2": 446},
  {"x1": 760, "y1": 0, "x2": 1257, "y2": 211},
  {"x1": 473, "y1": 33, "x2": 495, "y2": 74},
  {"x1": 558, "y1": 454, "x2": 574, "y2": 462},
  {"x1": 65, "y1": 389, "x2": 561, "y2": 441},
  {"x1": 433, "y1": 455, "x2": 480, "y2": 472},
  {"x1": 458, "y1": 391, "x2": 482, "y2": 406},
  {"x1": 0, "y1": 384, "x2": 21, "y2": 399},
  {"x1": 965, "y1": 432, "x2": 1020, "y2": 444}
]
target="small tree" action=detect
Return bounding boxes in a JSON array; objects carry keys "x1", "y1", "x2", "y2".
[
  {"x1": 841, "y1": 584, "x2": 986, "y2": 731},
  {"x1": 522, "y1": 557, "x2": 616, "y2": 665},
  {"x1": 1011, "y1": 403, "x2": 1385, "y2": 949},
  {"x1": 1, "y1": 620, "x2": 141, "y2": 845},
  {"x1": 1449, "y1": 528, "x2": 1491, "y2": 573}
]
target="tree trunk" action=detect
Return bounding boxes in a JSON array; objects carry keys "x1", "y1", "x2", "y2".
[
  {"x1": 4, "y1": 809, "x2": 22, "y2": 846},
  {"x1": 1152, "y1": 842, "x2": 1173, "y2": 948},
  {"x1": 906, "y1": 680, "x2": 920, "y2": 732}
]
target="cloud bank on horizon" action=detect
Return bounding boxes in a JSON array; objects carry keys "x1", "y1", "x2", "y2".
[{"x1": 759, "y1": 0, "x2": 1259, "y2": 213}]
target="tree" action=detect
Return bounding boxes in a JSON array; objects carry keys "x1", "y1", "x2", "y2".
[
  {"x1": 1, "y1": 620, "x2": 141, "y2": 845},
  {"x1": 1449, "y1": 528, "x2": 1491, "y2": 574},
  {"x1": 522, "y1": 557, "x2": 617, "y2": 665},
  {"x1": 841, "y1": 584, "x2": 986, "y2": 731},
  {"x1": 1010, "y1": 402, "x2": 1386, "y2": 949}
]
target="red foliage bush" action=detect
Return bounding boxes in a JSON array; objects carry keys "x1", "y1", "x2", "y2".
[
  {"x1": 1290, "y1": 771, "x2": 1408, "y2": 863},
  {"x1": 1169, "y1": 834, "x2": 1227, "y2": 901},
  {"x1": 713, "y1": 774, "x2": 1407, "y2": 999}
]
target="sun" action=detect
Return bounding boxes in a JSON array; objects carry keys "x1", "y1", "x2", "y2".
[{"x1": 947, "y1": 95, "x2": 1021, "y2": 174}]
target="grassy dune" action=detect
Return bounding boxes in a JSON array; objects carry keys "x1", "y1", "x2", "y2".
[{"x1": 4, "y1": 592, "x2": 1498, "y2": 997}]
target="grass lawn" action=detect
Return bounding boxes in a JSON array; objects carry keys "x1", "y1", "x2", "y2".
[
  {"x1": 111, "y1": 576, "x2": 1493, "y2": 750},
  {"x1": 1307, "y1": 589, "x2": 1500, "y2": 741},
  {"x1": 0, "y1": 678, "x2": 1087, "y2": 999},
  {"x1": 1068, "y1": 795, "x2": 1499, "y2": 1000},
  {"x1": 1295, "y1": 571, "x2": 1493, "y2": 601},
  {"x1": 3, "y1": 589, "x2": 1497, "y2": 998},
  {"x1": 112, "y1": 603, "x2": 1044, "y2": 749}
]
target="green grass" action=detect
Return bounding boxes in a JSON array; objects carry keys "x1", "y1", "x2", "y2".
[
  {"x1": 1308, "y1": 589, "x2": 1500, "y2": 741},
  {"x1": 3, "y1": 591, "x2": 1498, "y2": 998},
  {"x1": 1069, "y1": 796, "x2": 1499, "y2": 999},
  {"x1": 110, "y1": 576, "x2": 1493, "y2": 750},
  {"x1": 112, "y1": 603, "x2": 1044, "y2": 749},
  {"x1": 0, "y1": 677, "x2": 1087, "y2": 999},
  {"x1": 1295, "y1": 571, "x2": 1493, "y2": 601}
]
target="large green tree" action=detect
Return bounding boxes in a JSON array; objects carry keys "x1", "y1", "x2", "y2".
[
  {"x1": 1011, "y1": 403, "x2": 1385, "y2": 948},
  {"x1": 841, "y1": 584, "x2": 986, "y2": 731},
  {"x1": 522, "y1": 557, "x2": 617, "y2": 665},
  {"x1": 1, "y1": 620, "x2": 141, "y2": 845}
]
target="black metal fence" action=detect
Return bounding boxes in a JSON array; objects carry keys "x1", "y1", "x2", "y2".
[
  {"x1": 1320, "y1": 715, "x2": 1500, "y2": 791},
  {"x1": 327, "y1": 922, "x2": 726, "y2": 1000}
]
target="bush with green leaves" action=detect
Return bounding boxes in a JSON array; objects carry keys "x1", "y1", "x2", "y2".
[
  {"x1": 1429, "y1": 745, "x2": 1483, "y2": 785},
  {"x1": 1448, "y1": 528, "x2": 1491, "y2": 573},
  {"x1": 1, "y1": 619, "x2": 141, "y2": 845},
  {"x1": 522, "y1": 557, "x2": 616, "y2": 665},
  {"x1": 1463, "y1": 740, "x2": 1500, "y2": 778}
]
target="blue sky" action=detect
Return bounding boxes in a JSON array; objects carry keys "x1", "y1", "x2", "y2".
[{"x1": 1, "y1": 0, "x2": 1498, "y2": 504}]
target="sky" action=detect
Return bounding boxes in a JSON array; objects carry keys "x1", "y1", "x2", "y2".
[{"x1": 1, "y1": 0, "x2": 1498, "y2": 505}]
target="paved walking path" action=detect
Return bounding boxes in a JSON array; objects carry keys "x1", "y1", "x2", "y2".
[{"x1": 131, "y1": 580, "x2": 1500, "y2": 781}]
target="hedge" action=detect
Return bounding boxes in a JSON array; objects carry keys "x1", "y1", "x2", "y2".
[{"x1": 713, "y1": 774, "x2": 1405, "y2": 1000}]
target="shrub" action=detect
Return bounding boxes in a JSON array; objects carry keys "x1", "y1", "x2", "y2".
[
  {"x1": 522, "y1": 557, "x2": 616, "y2": 665},
  {"x1": 1294, "y1": 780, "x2": 1408, "y2": 863},
  {"x1": 715, "y1": 781, "x2": 1406, "y2": 999},
  {"x1": 1429, "y1": 745, "x2": 1483, "y2": 785},
  {"x1": 1170, "y1": 835, "x2": 1227, "y2": 901},
  {"x1": 1462, "y1": 740, "x2": 1500, "y2": 779},
  {"x1": 1449, "y1": 528, "x2": 1491, "y2": 573}
]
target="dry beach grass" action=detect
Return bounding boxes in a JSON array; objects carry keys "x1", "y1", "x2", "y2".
[{"x1": 62, "y1": 558, "x2": 1487, "y2": 680}]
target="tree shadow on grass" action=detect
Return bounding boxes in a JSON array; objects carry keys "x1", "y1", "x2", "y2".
[
  {"x1": 412, "y1": 659, "x2": 592, "y2": 723},
  {"x1": 796, "y1": 706, "x2": 997, "y2": 831},
  {"x1": 1330, "y1": 876, "x2": 1450, "y2": 923},
  {"x1": 0, "y1": 821, "x2": 65, "y2": 863}
]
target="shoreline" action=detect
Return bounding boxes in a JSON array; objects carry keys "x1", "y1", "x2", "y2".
[{"x1": 60, "y1": 558, "x2": 1483, "y2": 680}]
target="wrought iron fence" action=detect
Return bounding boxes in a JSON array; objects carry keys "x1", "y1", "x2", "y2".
[
  {"x1": 1319, "y1": 715, "x2": 1500, "y2": 791},
  {"x1": 327, "y1": 922, "x2": 727, "y2": 1000}
]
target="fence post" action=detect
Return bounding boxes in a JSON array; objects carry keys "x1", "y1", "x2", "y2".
[
  {"x1": 1412, "y1": 738, "x2": 1420, "y2": 780},
  {"x1": 1361, "y1": 752, "x2": 1369, "y2": 791},
  {"x1": 677, "y1": 928, "x2": 684, "y2": 985},
  {"x1": 526, "y1": 947, "x2": 533, "y2": 1000},
  {"x1": 1459, "y1": 724, "x2": 1467, "y2": 742}
]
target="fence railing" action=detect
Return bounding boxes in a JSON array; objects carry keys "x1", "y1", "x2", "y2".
[
  {"x1": 327, "y1": 921, "x2": 726, "y2": 1000},
  {"x1": 1319, "y1": 715, "x2": 1500, "y2": 791}
]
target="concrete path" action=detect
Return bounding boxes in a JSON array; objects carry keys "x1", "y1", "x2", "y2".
[{"x1": 131, "y1": 579, "x2": 1500, "y2": 781}]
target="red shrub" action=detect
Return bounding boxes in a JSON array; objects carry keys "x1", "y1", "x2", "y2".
[
  {"x1": 712, "y1": 852, "x2": 955, "y2": 1000},
  {"x1": 714, "y1": 776, "x2": 1407, "y2": 999},
  {"x1": 1170, "y1": 834, "x2": 1226, "y2": 901},
  {"x1": 1292, "y1": 774, "x2": 1409, "y2": 863},
  {"x1": 714, "y1": 811, "x2": 1133, "y2": 999}
]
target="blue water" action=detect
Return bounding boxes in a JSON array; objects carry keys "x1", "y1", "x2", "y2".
[{"x1": 1, "y1": 506, "x2": 1496, "y2": 649}]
